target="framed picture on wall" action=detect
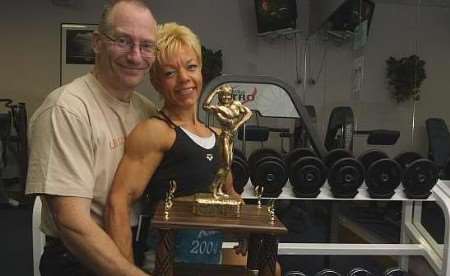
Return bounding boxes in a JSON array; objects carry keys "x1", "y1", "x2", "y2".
[{"x1": 60, "y1": 23, "x2": 97, "y2": 85}]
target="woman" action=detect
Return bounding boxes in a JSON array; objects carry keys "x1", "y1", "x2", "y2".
[{"x1": 105, "y1": 22, "x2": 242, "y2": 271}]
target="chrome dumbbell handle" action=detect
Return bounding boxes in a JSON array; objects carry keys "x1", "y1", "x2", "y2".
[
  {"x1": 384, "y1": 267, "x2": 407, "y2": 276},
  {"x1": 348, "y1": 267, "x2": 372, "y2": 276},
  {"x1": 316, "y1": 268, "x2": 342, "y2": 276},
  {"x1": 285, "y1": 270, "x2": 307, "y2": 276}
]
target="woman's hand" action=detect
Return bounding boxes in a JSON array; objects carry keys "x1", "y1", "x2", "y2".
[{"x1": 233, "y1": 235, "x2": 248, "y2": 256}]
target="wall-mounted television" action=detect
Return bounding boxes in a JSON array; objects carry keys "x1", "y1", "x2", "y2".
[
  {"x1": 329, "y1": 0, "x2": 375, "y2": 35},
  {"x1": 254, "y1": 0, "x2": 297, "y2": 34}
]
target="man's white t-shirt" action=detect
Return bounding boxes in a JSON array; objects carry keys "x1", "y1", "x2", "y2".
[{"x1": 26, "y1": 73, "x2": 157, "y2": 237}]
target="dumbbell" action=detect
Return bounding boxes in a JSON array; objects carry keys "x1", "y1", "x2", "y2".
[
  {"x1": 248, "y1": 148, "x2": 288, "y2": 197},
  {"x1": 286, "y1": 271, "x2": 308, "y2": 276},
  {"x1": 285, "y1": 147, "x2": 327, "y2": 198},
  {"x1": 324, "y1": 149, "x2": 364, "y2": 198},
  {"x1": 315, "y1": 269, "x2": 342, "y2": 275},
  {"x1": 347, "y1": 267, "x2": 372, "y2": 276},
  {"x1": 384, "y1": 267, "x2": 408, "y2": 276},
  {"x1": 231, "y1": 148, "x2": 249, "y2": 194},
  {"x1": 358, "y1": 149, "x2": 402, "y2": 198},
  {"x1": 394, "y1": 151, "x2": 439, "y2": 199}
]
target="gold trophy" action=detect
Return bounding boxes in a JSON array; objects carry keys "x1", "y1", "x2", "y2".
[
  {"x1": 193, "y1": 84, "x2": 252, "y2": 217},
  {"x1": 267, "y1": 199, "x2": 276, "y2": 224},
  {"x1": 164, "y1": 180, "x2": 177, "y2": 220},
  {"x1": 255, "y1": 185, "x2": 264, "y2": 209}
]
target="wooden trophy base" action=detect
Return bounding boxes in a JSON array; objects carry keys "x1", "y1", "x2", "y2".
[
  {"x1": 193, "y1": 193, "x2": 242, "y2": 218},
  {"x1": 152, "y1": 201, "x2": 287, "y2": 276}
]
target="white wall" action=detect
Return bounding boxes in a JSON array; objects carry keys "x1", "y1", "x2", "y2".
[
  {"x1": 1, "y1": 0, "x2": 107, "y2": 112},
  {"x1": 353, "y1": 3, "x2": 450, "y2": 156},
  {"x1": 1, "y1": 0, "x2": 449, "y2": 157}
]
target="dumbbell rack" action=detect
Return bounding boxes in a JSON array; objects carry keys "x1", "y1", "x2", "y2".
[
  {"x1": 236, "y1": 180, "x2": 450, "y2": 276},
  {"x1": 201, "y1": 75, "x2": 450, "y2": 275}
]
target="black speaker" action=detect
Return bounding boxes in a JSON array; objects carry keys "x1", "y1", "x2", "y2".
[
  {"x1": 254, "y1": 0, "x2": 297, "y2": 34},
  {"x1": 329, "y1": 0, "x2": 375, "y2": 34}
]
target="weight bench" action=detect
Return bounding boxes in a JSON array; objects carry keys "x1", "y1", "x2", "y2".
[{"x1": 426, "y1": 117, "x2": 450, "y2": 179}]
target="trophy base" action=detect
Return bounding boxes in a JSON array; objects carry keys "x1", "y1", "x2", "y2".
[{"x1": 193, "y1": 193, "x2": 242, "y2": 218}]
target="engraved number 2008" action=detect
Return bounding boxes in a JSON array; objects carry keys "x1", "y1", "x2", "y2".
[{"x1": 190, "y1": 240, "x2": 218, "y2": 255}]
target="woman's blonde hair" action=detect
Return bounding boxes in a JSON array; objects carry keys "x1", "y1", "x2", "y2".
[{"x1": 150, "y1": 22, "x2": 202, "y2": 79}]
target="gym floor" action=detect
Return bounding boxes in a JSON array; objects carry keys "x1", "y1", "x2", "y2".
[{"x1": 0, "y1": 199, "x2": 442, "y2": 276}]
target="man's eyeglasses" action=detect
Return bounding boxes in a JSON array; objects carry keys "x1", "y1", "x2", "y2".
[{"x1": 101, "y1": 32, "x2": 157, "y2": 58}]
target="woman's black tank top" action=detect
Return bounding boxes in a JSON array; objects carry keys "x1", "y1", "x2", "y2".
[{"x1": 145, "y1": 112, "x2": 221, "y2": 206}]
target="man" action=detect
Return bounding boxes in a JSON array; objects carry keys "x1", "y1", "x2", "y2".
[{"x1": 26, "y1": 1, "x2": 157, "y2": 275}]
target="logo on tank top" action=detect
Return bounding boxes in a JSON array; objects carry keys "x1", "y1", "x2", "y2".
[{"x1": 206, "y1": 153, "x2": 213, "y2": 161}]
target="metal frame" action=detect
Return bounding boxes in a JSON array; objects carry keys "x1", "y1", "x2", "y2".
[
  {"x1": 229, "y1": 181, "x2": 449, "y2": 276},
  {"x1": 432, "y1": 181, "x2": 450, "y2": 275},
  {"x1": 225, "y1": 181, "x2": 450, "y2": 275},
  {"x1": 201, "y1": 74, "x2": 327, "y2": 159}
]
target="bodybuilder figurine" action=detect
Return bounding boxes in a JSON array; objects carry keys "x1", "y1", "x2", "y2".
[{"x1": 203, "y1": 85, "x2": 252, "y2": 199}]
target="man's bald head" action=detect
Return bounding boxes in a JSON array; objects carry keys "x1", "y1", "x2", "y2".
[{"x1": 98, "y1": 0, "x2": 155, "y2": 35}]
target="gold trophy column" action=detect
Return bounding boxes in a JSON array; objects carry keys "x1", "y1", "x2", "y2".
[{"x1": 194, "y1": 84, "x2": 253, "y2": 217}]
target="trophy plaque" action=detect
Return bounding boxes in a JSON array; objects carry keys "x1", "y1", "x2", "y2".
[{"x1": 195, "y1": 84, "x2": 253, "y2": 218}]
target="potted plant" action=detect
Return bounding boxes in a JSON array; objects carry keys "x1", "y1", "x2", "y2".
[{"x1": 386, "y1": 55, "x2": 426, "y2": 103}]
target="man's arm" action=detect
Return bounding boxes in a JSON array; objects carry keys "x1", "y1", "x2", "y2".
[
  {"x1": 105, "y1": 120, "x2": 169, "y2": 262},
  {"x1": 46, "y1": 195, "x2": 148, "y2": 276}
]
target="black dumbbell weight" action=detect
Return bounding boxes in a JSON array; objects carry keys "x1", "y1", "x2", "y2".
[
  {"x1": 285, "y1": 147, "x2": 327, "y2": 198},
  {"x1": 324, "y1": 149, "x2": 364, "y2": 198},
  {"x1": 231, "y1": 148, "x2": 249, "y2": 194},
  {"x1": 394, "y1": 152, "x2": 439, "y2": 199},
  {"x1": 384, "y1": 267, "x2": 408, "y2": 276},
  {"x1": 315, "y1": 268, "x2": 342, "y2": 276},
  {"x1": 395, "y1": 151, "x2": 422, "y2": 167},
  {"x1": 347, "y1": 267, "x2": 372, "y2": 276},
  {"x1": 358, "y1": 149, "x2": 402, "y2": 198},
  {"x1": 248, "y1": 148, "x2": 288, "y2": 197}
]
